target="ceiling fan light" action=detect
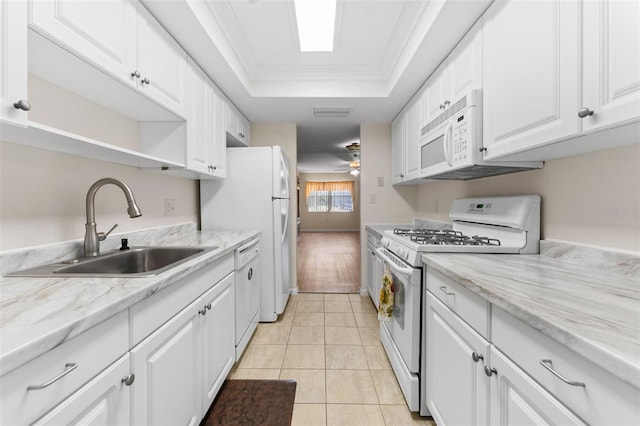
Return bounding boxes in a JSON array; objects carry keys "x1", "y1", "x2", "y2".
[
  {"x1": 349, "y1": 168, "x2": 360, "y2": 176},
  {"x1": 346, "y1": 142, "x2": 360, "y2": 158},
  {"x1": 294, "y1": 0, "x2": 337, "y2": 52}
]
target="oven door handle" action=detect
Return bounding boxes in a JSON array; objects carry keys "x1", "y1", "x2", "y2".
[{"x1": 375, "y1": 248, "x2": 415, "y2": 279}]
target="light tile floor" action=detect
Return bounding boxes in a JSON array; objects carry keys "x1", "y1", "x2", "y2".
[{"x1": 229, "y1": 293, "x2": 436, "y2": 426}]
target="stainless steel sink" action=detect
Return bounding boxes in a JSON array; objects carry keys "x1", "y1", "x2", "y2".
[{"x1": 7, "y1": 246, "x2": 216, "y2": 277}]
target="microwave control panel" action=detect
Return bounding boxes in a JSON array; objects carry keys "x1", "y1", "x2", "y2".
[{"x1": 452, "y1": 114, "x2": 469, "y2": 163}]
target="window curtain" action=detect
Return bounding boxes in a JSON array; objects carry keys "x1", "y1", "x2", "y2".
[{"x1": 305, "y1": 181, "x2": 354, "y2": 202}]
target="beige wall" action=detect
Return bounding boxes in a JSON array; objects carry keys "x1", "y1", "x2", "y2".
[
  {"x1": 299, "y1": 172, "x2": 360, "y2": 231},
  {"x1": 249, "y1": 122, "x2": 298, "y2": 292},
  {"x1": 0, "y1": 77, "x2": 199, "y2": 250}
]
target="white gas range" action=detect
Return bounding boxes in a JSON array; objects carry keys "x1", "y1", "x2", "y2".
[{"x1": 375, "y1": 195, "x2": 540, "y2": 415}]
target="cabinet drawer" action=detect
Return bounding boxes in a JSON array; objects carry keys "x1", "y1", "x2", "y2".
[
  {"x1": 492, "y1": 307, "x2": 640, "y2": 425},
  {"x1": 0, "y1": 310, "x2": 129, "y2": 426},
  {"x1": 130, "y1": 253, "x2": 234, "y2": 345},
  {"x1": 426, "y1": 268, "x2": 489, "y2": 337}
]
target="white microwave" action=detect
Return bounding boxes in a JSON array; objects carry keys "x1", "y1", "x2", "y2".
[{"x1": 419, "y1": 89, "x2": 542, "y2": 180}]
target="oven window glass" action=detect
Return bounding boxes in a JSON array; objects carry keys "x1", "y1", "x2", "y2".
[
  {"x1": 421, "y1": 134, "x2": 446, "y2": 169},
  {"x1": 391, "y1": 273, "x2": 405, "y2": 329}
]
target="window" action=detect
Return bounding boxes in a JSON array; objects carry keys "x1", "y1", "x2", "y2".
[{"x1": 306, "y1": 181, "x2": 354, "y2": 213}]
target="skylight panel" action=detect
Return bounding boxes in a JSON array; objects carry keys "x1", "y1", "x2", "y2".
[{"x1": 294, "y1": 0, "x2": 337, "y2": 52}]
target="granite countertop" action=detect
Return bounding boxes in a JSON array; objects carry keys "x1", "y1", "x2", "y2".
[
  {"x1": 0, "y1": 226, "x2": 260, "y2": 375},
  {"x1": 422, "y1": 247, "x2": 640, "y2": 388}
]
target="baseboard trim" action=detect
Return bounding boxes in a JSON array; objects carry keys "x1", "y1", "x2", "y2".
[
  {"x1": 290, "y1": 287, "x2": 300, "y2": 295},
  {"x1": 300, "y1": 229, "x2": 360, "y2": 232}
]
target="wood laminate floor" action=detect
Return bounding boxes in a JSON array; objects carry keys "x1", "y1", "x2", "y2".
[{"x1": 297, "y1": 232, "x2": 360, "y2": 293}]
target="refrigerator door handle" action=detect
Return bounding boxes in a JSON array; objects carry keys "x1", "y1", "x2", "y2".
[{"x1": 272, "y1": 196, "x2": 290, "y2": 200}]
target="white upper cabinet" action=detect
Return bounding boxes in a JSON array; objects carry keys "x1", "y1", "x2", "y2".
[
  {"x1": 225, "y1": 102, "x2": 250, "y2": 146},
  {"x1": 421, "y1": 20, "x2": 482, "y2": 129},
  {"x1": 391, "y1": 112, "x2": 406, "y2": 184},
  {"x1": 186, "y1": 58, "x2": 225, "y2": 179},
  {"x1": 29, "y1": 0, "x2": 137, "y2": 89},
  {"x1": 582, "y1": 0, "x2": 640, "y2": 133},
  {"x1": 136, "y1": 3, "x2": 187, "y2": 118},
  {"x1": 405, "y1": 99, "x2": 422, "y2": 181},
  {"x1": 29, "y1": 0, "x2": 186, "y2": 118},
  {"x1": 0, "y1": 0, "x2": 28, "y2": 127},
  {"x1": 482, "y1": 0, "x2": 580, "y2": 160}
]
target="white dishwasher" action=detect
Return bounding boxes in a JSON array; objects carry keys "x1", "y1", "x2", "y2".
[{"x1": 234, "y1": 238, "x2": 261, "y2": 360}]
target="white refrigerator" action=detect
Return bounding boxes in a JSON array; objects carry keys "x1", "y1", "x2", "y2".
[{"x1": 200, "y1": 146, "x2": 291, "y2": 322}]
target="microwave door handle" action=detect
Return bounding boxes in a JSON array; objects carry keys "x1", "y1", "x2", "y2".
[{"x1": 443, "y1": 122, "x2": 453, "y2": 166}]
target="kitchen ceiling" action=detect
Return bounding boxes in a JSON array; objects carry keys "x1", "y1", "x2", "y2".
[{"x1": 142, "y1": 0, "x2": 492, "y2": 172}]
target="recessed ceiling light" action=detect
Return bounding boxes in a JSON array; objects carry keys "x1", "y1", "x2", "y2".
[{"x1": 294, "y1": 0, "x2": 337, "y2": 52}]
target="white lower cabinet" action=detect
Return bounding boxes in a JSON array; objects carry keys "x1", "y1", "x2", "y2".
[
  {"x1": 425, "y1": 292, "x2": 489, "y2": 426},
  {"x1": 33, "y1": 354, "x2": 132, "y2": 426},
  {"x1": 131, "y1": 297, "x2": 201, "y2": 426},
  {"x1": 131, "y1": 271, "x2": 236, "y2": 425},
  {"x1": 424, "y1": 270, "x2": 640, "y2": 426},
  {"x1": 201, "y1": 273, "x2": 236, "y2": 413},
  {"x1": 486, "y1": 346, "x2": 585, "y2": 425}
]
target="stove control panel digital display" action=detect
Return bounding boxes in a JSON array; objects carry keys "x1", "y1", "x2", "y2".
[{"x1": 467, "y1": 202, "x2": 492, "y2": 214}]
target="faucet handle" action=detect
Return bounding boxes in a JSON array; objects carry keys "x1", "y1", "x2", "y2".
[{"x1": 98, "y1": 224, "x2": 118, "y2": 241}]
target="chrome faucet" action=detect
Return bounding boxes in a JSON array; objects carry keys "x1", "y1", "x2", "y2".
[{"x1": 84, "y1": 178, "x2": 142, "y2": 257}]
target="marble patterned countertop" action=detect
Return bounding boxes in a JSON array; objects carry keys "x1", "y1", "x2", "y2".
[
  {"x1": 422, "y1": 243, "x2": 640, "y2": 389},
  {"x1": 365, "y1": 222, "x2": 639, "y2": 388},
  {"x1": 0, "y1": 223, "x2": 261, "y2": 375}
]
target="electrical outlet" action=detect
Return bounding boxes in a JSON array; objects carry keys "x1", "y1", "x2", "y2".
[
  {"x1": 165, "y1": 199, "x2": 175, "y2": 216},
  {"x1": 377, "y1": 177, "x2": 384, "y2": 187}
]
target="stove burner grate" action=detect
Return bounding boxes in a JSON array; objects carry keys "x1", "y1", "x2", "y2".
[{"x1": 393, "y1": 228, "x2": 501, "y2": 246}]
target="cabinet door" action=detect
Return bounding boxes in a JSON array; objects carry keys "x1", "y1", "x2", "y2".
[
  {"x1": 582, "y1": 0, "x2": 640, "y2": 132},
  {"x1": 425, "y1": 292, "x2": 489, "y2": 426},
  {"x1": 201, "y1": 273, "x2": 236, "y2": 414},
  {"x1": 488, "y1": 347, "x2": 586, "y2": 426},
  {"x1": 28, "y1": 0, "x2": 136, "y2": 89},
  {"x1": 422, "y1": 62, "x2": 448, "y2": 127},
  {"x1": 447, "y1": 20, "x2": 482, "y2": 104},
  {"x1": 0, "y1": 0, "x2": 28, "y2": 126},
  {"x1": 405, "y1": 100, "x2": 422, "y2": 180},
  {"x1": 136, "y1": 4, "x2": 187, "y2": 118},
  {"x1": 210, "y1": 89, "x2": 227, "y2": 178},
  {"x1": 131, "y1": 298, "x2": 201, "y2": 426},
  {"x1": 33, "y1": 355, "x2": 131, "y2": 426},
  {"x1": 482, "y1": 0, "x2": 579, "y2": 160},
  {"x1": 391, "y1": 113, "x2": 406, "y2": 184},
  {"x1": 186, "y1": 58, "x2": 213, "y2": 176}
]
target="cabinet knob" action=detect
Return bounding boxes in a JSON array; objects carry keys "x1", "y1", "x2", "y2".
[
  {"x1": 484, "y1": 365, "x2": 497, "y2": 377},
  {"x1": 443, "y1": 100, "x2": 450, "y2": 107},
  {"x1": 141, "y1": 77, "x2": 150, "y2": 85},
  {"x1": 471, "y1": 352, "x2": 484, "y2": 363},
  {"x1": 479, "y1": 146, "x2": 487, "y2": 153},
  {"x1": 121, "y1": 373, "x2": 135, "y2": 386},
  {"x1": 439, "y1": 104, "x2": 445, "y2": 110},
  {"x1": 238, "y1": 132, "x2": 244, "y2": 138},
  {"x1": 13, "y1": 99, "x2": 31, "y2": 111},
  {"x1": 205, "y1": 303, "x2": 212, "y2": 311},
  {"x1": 131, "y1": 70, "x2": 140, "y2": 79},
  {"x1": 199, "y1": 308, "x2": 207, "y2": 315},
  {"x1": 578, "y1": 107, "x2": 594, "y2": 118},
  {"x1": 248, "y1": 267, "x2": 253, "y2": 280}
]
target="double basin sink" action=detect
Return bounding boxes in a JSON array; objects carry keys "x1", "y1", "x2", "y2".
[{"x1": 8, "y1": 246, "x2": 216, "y2": 278}]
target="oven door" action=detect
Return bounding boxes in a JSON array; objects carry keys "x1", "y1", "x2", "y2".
[{"x1": 376, "y1": 247, "x2": 422, "y2": 373}]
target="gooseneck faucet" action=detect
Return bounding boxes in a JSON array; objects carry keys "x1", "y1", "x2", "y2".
[{"x1": 84, "y1": 178, "x2": 142, "y2": 257}]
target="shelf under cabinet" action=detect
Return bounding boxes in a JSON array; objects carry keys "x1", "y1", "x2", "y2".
[{"x1": 0, "y1": 121, "x2": 185, "y2": 171}]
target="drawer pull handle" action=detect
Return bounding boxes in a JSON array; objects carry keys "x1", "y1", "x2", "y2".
[
  {"x1": 539, "y1": 359, "x2": 585, "y2": 387},
  {"x1": 27, "y1": 363, "x2": 78, "y2": 390},
  {"x1": 439, "y1": 286, "x2": 455, "y2": 296},
  {"x1": 471, "y1": 352, "x2": 484, "y2": 363}
]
